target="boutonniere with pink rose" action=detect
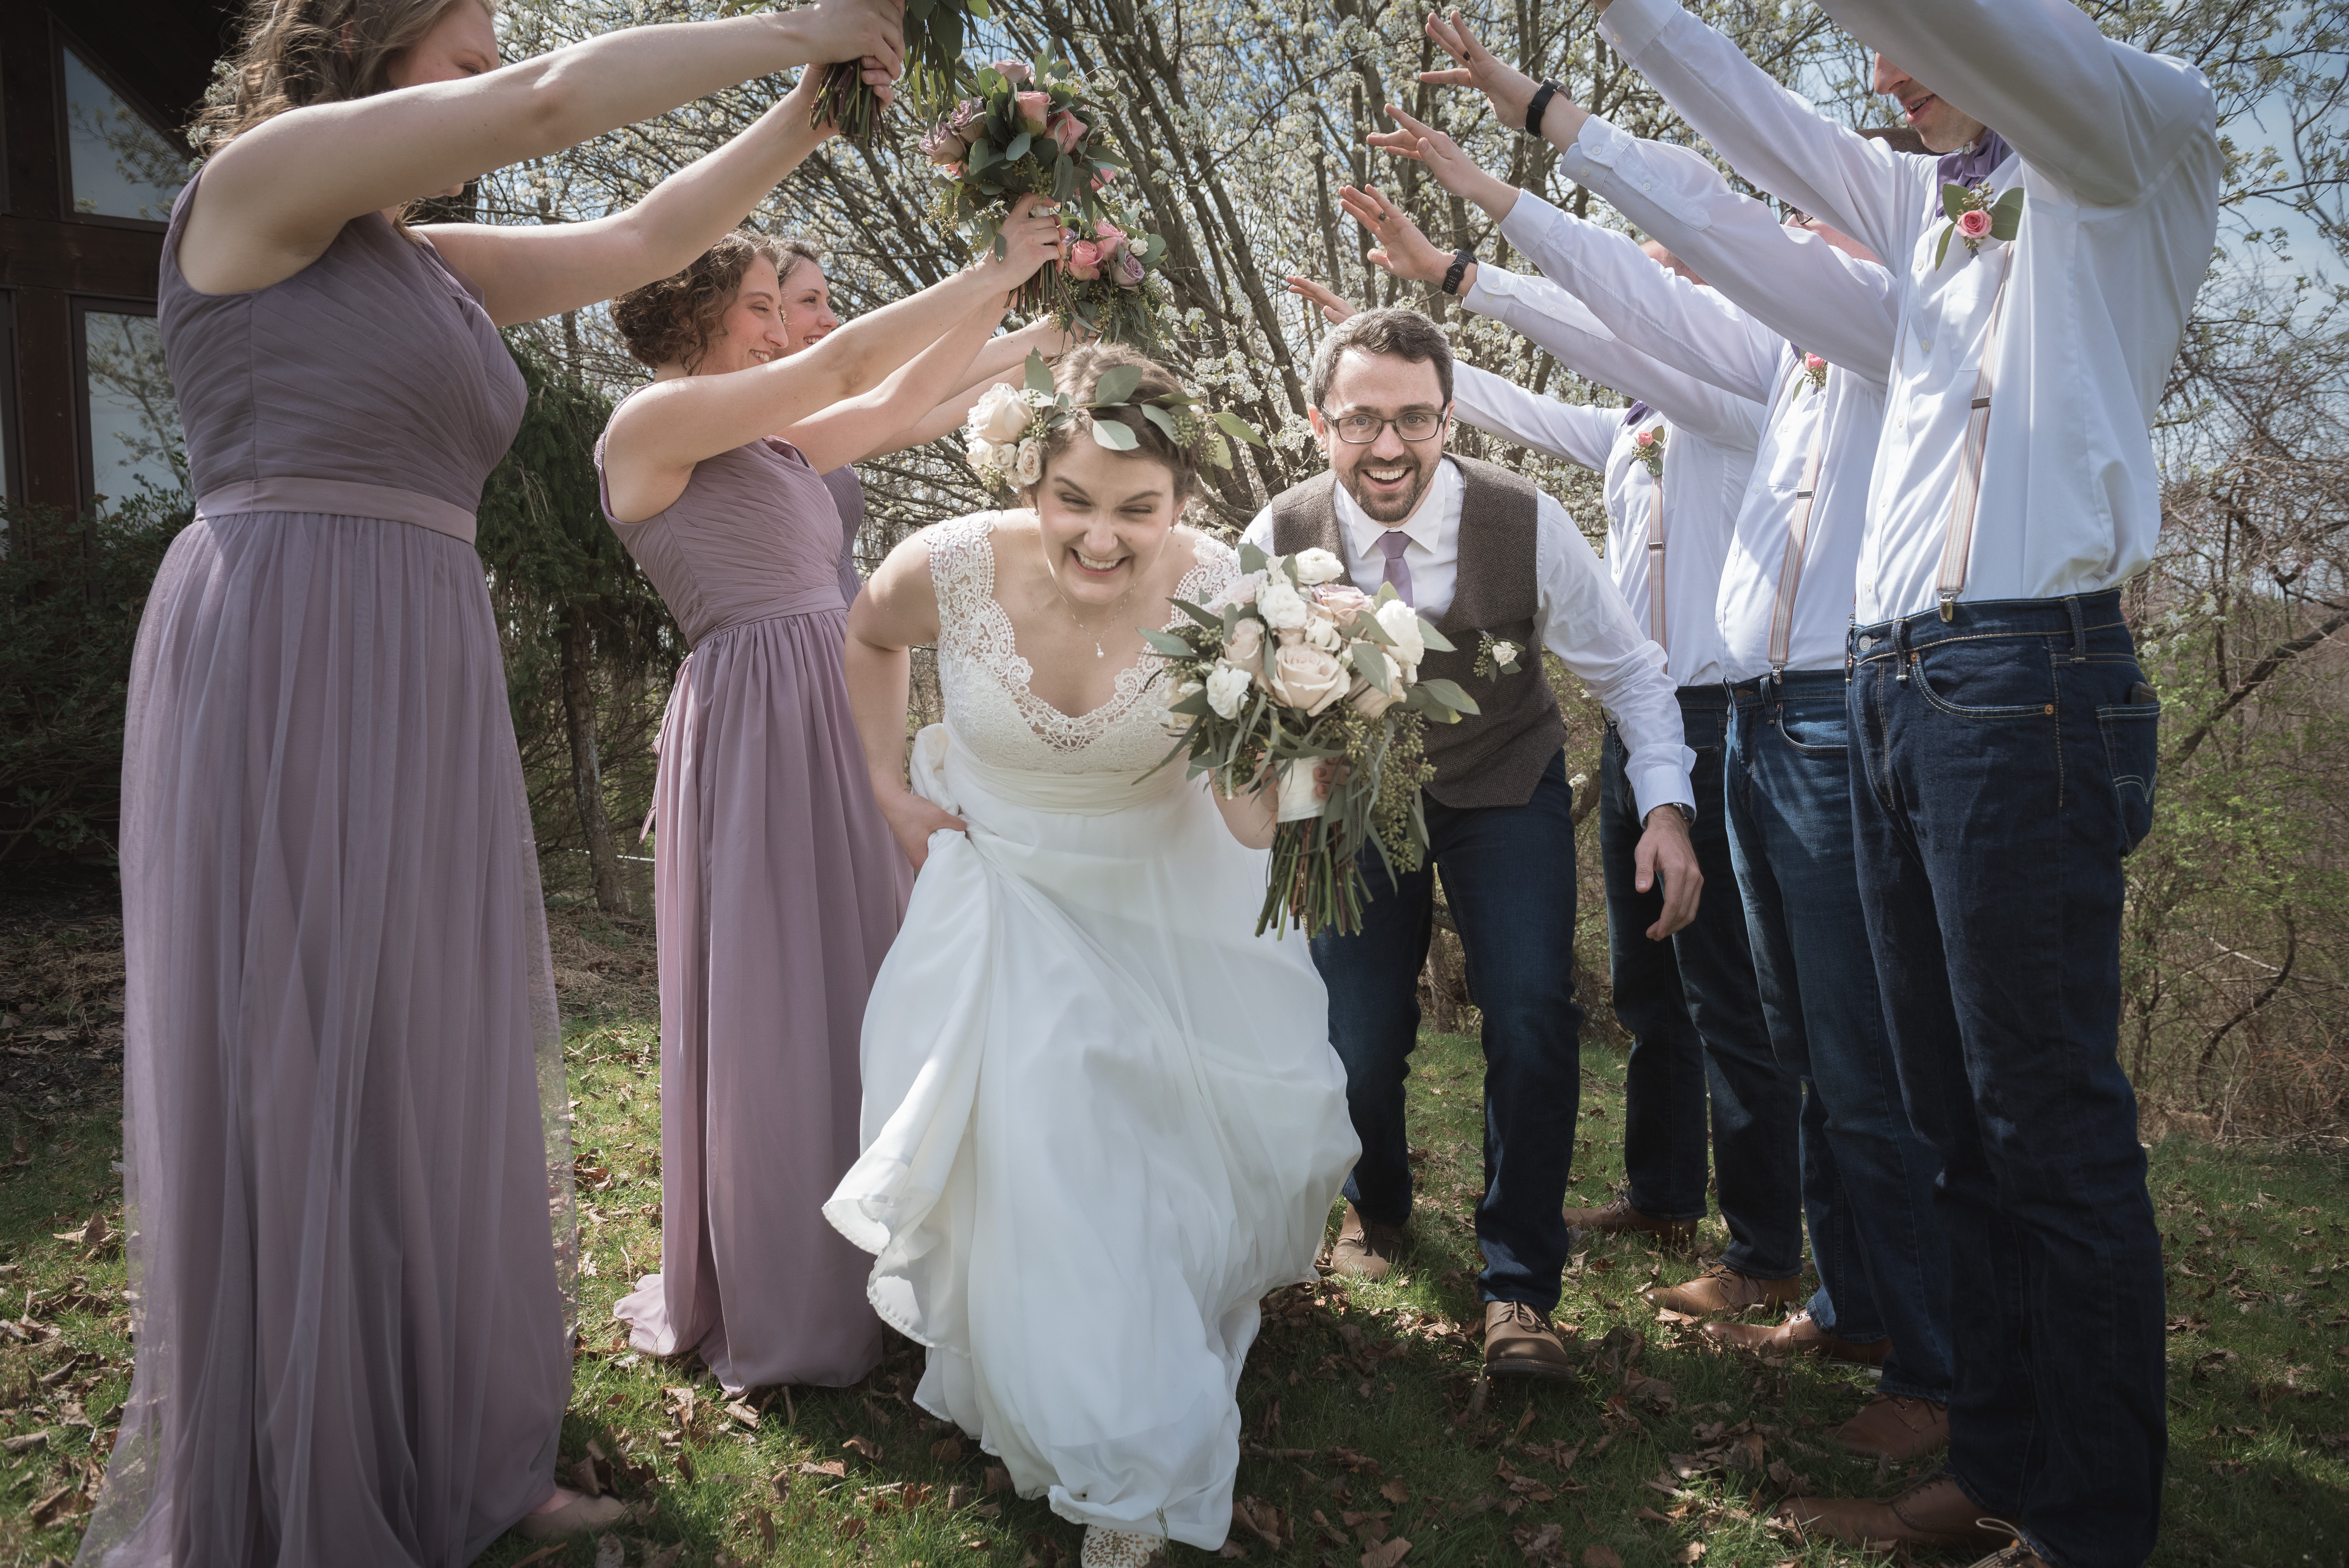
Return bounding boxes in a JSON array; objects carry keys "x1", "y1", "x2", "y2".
[
  {"x1": 1634, "y1": 423, "x2": 1666, "y2": 477},
  {"x1": 1801, "y1": 353, "x2": 1829, "y2": 393},
  {"x1": 1934, "y1": 180, "x2": 2023, "y2": 268},
  {"x1": 921, "y1": 58, "x2": 1164, "y2": 336}
]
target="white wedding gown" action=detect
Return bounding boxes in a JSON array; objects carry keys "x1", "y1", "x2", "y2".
[{"x1": 825, "y1": 513, "x2": 1358, "y2": 1549}]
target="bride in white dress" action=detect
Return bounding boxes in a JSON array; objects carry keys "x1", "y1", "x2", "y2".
[{"x1": 827, "y1": 346, "x2": 1358, "y2": 1564}]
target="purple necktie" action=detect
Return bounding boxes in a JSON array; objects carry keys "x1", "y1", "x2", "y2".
[
  {"x1": 1374, "y1": 531, "x2": 1413, "y2": 607},
  {"x1": 1931, "y1": 129, "x2": 2012, "y2": 217}
]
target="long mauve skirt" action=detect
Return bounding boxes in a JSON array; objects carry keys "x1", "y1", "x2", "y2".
[
  {"x1": 81, "y1": 511, "x2": 574, "y2": 1568},
  {"x1": 613, "y1": 607, "x2": 905, "y2": 1393}
]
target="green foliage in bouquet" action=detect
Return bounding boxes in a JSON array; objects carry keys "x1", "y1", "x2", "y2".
[
  {"x1": 1142, "y1": 543, "x2": 1479, "y2": 938},
  {"x1": 1052, "y1": 214, "x2": 1170, "y2": 349},
  {"x1": 813, "y1": 0, "x2": 991, "y2": 144}
]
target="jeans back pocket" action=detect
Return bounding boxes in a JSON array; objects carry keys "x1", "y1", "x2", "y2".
[{"x1": 2097, "y1": 698, "x2": 2162, "y2": 854}]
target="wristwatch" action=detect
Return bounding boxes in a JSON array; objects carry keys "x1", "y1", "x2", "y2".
[
  {"x1": 1441, "y1": 247, "x2": 1474, "y2": 297},
  {"x1": 1526, "y1": 80, "x2": 1563, "y2": 137}
]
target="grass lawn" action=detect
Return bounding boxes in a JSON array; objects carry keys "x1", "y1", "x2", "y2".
[{"x1": 0, "y1": 910, "x2": 2342, "y2": 1566}]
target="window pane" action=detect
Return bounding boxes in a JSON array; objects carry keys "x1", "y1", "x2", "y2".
[
  {"x1": 65, "y1": 48, "x2": 189, "y2": 222},
  {"x1": 84, "y1": 312, "x2": 183, "y2": 504}
]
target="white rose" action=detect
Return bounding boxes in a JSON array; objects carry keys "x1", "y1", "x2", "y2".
[
  {"x1": 1205, "y1": 663, "x2": 1252, "y2": 719},
  {"x1": 1491, "y1": 640, "x2": 1520, "y2": 667},
  {"x1": 1349, "y1": 676, "x2": 1402, "y2": 718},
  {"x1": 1268, "y1": 644, "x2": 1349, "y2": 715},
  {"x1": 1291, "y1": 547, "x2": 1346, "y2": 585},
  {"x1": 1304, "y1": 614, "x2": 1342, "y2": 652},
  {"x1": 1014, "y1": 438, "x2": 1044, "y2": 486},
  {"x1": 1224, "y1": 617, "x2": 1265, "y2": 665},
  {"x1": 1375, "y1": 598, "x2": 1426, "y2": 665},
  {"x1": 1257, "y1": 574, "x2": 1309, "y2": 630},
  {"x1": 970, "y1": 383, "x2": 1033, "y2": 444}
]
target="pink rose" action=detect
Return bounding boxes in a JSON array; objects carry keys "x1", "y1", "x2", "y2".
[
  {"x1": 1269, "y1": 645, "x2": 1349, "y2": 715},
  {"x1": 1114, "y1": 248, "x2": 1146, "y2": 289},
  {"x1": 918, "y1": 121, "x2": 970, "y2": 167},
  {"x1": 1957, "y1": 208, "x2": 1993, "y2": 239},
  {"x1": 1805, "y1": 353, "x2": 1826, "y2": 373},
  {"x1": 1045, "y1": 111, "x2": 1087, "y2": 155},
  {"x1": 1015, "y1": 92, "x2": 1051, "y2": 135},
  {"x1": 989, "y1": 59, "x2": 1032, "y2": 86},
  {"x1": 1314, "y1": 583, "x2": 1372, "y2": 620},
  {"x1": 1091, "y1": 167, "x2": 1118, "y2": 191},
  {"x1": 1225, "y1": 617, "x2": 1265, "y2": 665},
  {"x1": 1090, "y1": 221, "x2": 1126, "y2": 261},
  {"x1": 1067, "y1": 239, "x2": 1103, "y2": 280},
  {"x1": 1636, "y1": 430, "x2": 1655, "y2": 448}
]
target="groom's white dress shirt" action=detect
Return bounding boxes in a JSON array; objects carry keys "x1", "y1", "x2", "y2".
[
  {"x1": 1600, "y1": 0, "x2": 2220, "y2": 624},
  {"x1": 1497, "y1": 167, "x2": 1896, "y2": 679},
  {"x1": 1454, "y1": 265, "x2": 1764, "y2": 688},
  {"x1": 1241, "y1": 455, "x2": 1697, "y2": 818}
]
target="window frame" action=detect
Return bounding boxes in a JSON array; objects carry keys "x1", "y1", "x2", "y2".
[
  {"x1": 71, "y1": 294, "x2": 178, "y2": 510},
  {"x1": 52, "y1": 27, "x2": 192, "y2": 235}
]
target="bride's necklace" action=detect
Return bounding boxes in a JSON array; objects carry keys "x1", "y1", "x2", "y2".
[{"x1": 1046, "y1": 548, "x2": 1162, "y2": 660}]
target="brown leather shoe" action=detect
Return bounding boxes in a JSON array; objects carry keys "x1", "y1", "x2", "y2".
[
  {"x1": 1834, "y1": 1392, "x2": 1950, "y2": 1461},
  {"x1": 1641, "y1": 1262, "x2": 1802, "y2": 1317},
  {"x1": 1700, "y1": 1308, "x2": 1890, "y2": 1367},
  {"x1": 1483, "y1": 1301, "x2": 1576, "y2": 1379},
  {"x1": 1779, "y1": 1470, "x2": 2012, "y2": 1553},
  {"x1": 1560, "y1": 1192, "x2": 1697, "y2": 1249},
  {"x1": 1327, "y1": 1201, "x2": 1404, "y2": 1282}
]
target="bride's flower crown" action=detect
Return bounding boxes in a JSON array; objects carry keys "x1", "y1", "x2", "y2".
[{"x1": 963, "y1": 351, "x2": 1265, "y2": 492}]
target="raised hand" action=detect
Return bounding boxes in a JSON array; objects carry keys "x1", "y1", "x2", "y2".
[
  {"x1": 1372, "y1": 105, "x2": 1521, "y2": 218},
  {"x1": 1285, "y1": 276, "x2": 1359, "y2": 325},
  {"x1": 987, "y1": 194, "x2": 1068, "y2": 289},
  {"x1": 798, "y1": 0, "x2": 907, "y2": 80},
  {"x1": 1419, "y1": 9, "x2": 1543, "y2": 133},
  {"x1": 1337, "y1": 183, "x2": 1451, "y2": 287},
  {"x1": 784, "y1": 50, "x2": 896, "y2": 139}
]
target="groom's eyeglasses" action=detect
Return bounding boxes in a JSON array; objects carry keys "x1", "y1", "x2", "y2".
[{"x1": 1319, "y1": 406, "x2": 1449, "y2": 443}]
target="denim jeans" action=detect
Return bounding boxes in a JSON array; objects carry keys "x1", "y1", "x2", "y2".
[
  {"x1": 1726, "y1": 670, "x2": 1952, "y2": 1402},
  {"x1": 1848, "y1": 592, "x2": 2165, "y2": 1568},
  {"x1": 1311, "y1": 752, "x2": 1585, "y2": 1311},
  {"x1": 1600, "y1": 689, "x2": 1802, "y2": 1280}
]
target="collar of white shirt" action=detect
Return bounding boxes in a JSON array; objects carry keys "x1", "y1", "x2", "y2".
[{"x1": 1332, "y1": 454, "x2": 1460, "y2": 572}]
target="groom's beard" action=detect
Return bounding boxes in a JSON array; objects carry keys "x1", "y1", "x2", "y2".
[{"x1": 1337, "y1": 448, "x2": 1435, "y2": 524}]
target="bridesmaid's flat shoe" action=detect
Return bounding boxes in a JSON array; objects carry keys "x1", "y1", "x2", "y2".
[{"x1": 514, "y1": 1493, "x2": 628, "y2": 1540}]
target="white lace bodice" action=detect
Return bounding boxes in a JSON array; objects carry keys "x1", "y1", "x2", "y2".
[{"x1": 927, "y1": 511, "x2": 1236, "y2": 779}]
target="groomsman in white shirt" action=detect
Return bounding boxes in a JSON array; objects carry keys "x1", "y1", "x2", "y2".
[
  {"x1": 1415, "y1": 4, "x2": 2219, "y2": 1564},
  {"x1": 1294, "y1": 218, "x2": 1808, "y2": 1343},
  {"x1": 1363, "y1": 84, "x2": 1962, "y2": 1466}
]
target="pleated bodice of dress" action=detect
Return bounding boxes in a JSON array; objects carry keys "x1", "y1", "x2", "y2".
[
  {"x1": 603, "y1": 431, "x2": 845, "y2": 647},
  {"x1": 159, "y1": 193, "x2": 524, "y2": 513}
]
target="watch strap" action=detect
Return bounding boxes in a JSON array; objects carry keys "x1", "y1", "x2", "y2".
[
  {"x1": 1526, "y1": 80, "x2": 1561, "y2": 137},
  {"x1": 1442, "y1": 247, "x2": 1474, "y2": 297}
]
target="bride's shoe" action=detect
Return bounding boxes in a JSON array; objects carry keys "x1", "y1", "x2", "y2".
[{"x1": 1081, "y1": 1525, "x2": 1168, "y2": 1567}]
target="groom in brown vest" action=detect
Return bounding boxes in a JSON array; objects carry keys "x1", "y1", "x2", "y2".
[{"x1": 1242, "y1": 308, "x2": 1702, "y2": 1376}]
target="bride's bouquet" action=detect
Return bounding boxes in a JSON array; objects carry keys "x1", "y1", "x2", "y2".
[
  {"x1": 1146, "y1": 546, "x2": 1480, "y2": 938},
  {"x1": 920, "y1": 58, "x2": 1169, "y2": 339},
  {"x1": 805, "y1": 0, "x2": 989, "y2": 143}
]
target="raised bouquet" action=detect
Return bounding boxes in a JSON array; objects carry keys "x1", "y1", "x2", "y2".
[
  {"x1": 1146, "y1": 545, "x2": 1480, "y2": 937},
  {"x1": 920, "y1": 58, "x2": 1170, "y2": 340},
  {"x1": 809, "y1": 0, "x2": 988, "y2": 143}
]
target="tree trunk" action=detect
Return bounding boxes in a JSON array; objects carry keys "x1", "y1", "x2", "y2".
[{"x1": 561, "y1": 603, "x2": 627, "y2": 914}]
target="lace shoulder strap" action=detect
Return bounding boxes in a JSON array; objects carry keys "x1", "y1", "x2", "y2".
[
  {"x1": 925, "y1": 511, "x2": 1009, "y2": 656},
  {"x1": 1175, "y1": 531, "x2": 1241, "y2": 608}
]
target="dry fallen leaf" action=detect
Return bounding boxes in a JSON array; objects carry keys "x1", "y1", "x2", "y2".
[
  {"x1": 1582, "y1": 1548, "x2": 1624, "y2": 1568},
  {"x1": 591, "y1": 1535, "x2": 625, "y2": 1568},
  {"x1": 933, "y1": 1435, "x2": 967, "y2": 1463},
  {"x1": 1360, "y1": 1539, "x2": 1411, "y2": 1568},
  {"x1": 1512, "y1": 1522, "x2": 1565, "y2": 1564},
  {"x1": 798, "y1": 1458, "x2": 848, "y2": 1479},
  {"x1": 755, "y1": 1504, "x2": 777, "y2": 1552},
  {"x1": 1675, "y1": 1545, "x2": 1706, "y2": 1564},
  {"x1": 3, "y1": 1430, "x2": 48, "y2": 1453},
  {"x1": 843, "y1": 1435, "x2": 883, "y2": 1462},
  {"x1": 985, "y1": 1464, "x2": 1013, "y2": 1495},
  {"x1": 1380, "y1": 1478, "x2": 1409, "y2": 1505},
  {"x1": 568, "y1": 1455, "x2": 603, "y2": 1498},
  {"x1": 836, "y1": 1516, "x2": 868, "y2": 1541}
]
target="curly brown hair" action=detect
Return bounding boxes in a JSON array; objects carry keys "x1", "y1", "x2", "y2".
[
  {"x1": 191, "y1": 0, "x2": 488, "y2": 156},
  {"x1": 1032, "y1": 345, "x2": 1203, "y2": 501},
  {"x1": 610, "y1": 233, "x2": 792, "y2": 372}
]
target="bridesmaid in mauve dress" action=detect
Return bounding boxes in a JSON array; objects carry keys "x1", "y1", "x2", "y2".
[
  {"x1": 598, "y1": 208, "x2": 1065, "y2": 1393},
  {"x1": 85, "y1": 1, "x2": 905, "y2": 1561}
]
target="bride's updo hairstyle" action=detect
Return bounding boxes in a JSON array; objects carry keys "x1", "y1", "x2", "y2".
[
  {"x1": 1033, "y1": 345, "x2": 1203, "y2": 503},
  {"x1": 611, "y1": 233, "x2": 822, "y2": 372},
  {"x1": 191, "y1": 0, "x2": 488, "y2": 154}
]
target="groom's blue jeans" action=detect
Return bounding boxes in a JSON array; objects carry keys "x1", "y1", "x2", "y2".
[
  {"x1": 1600, "y1": 691, "x2": 1802, "y2": 1280},
  {"x1": 1725, "y1": 671, "x2": 1950, "y2": 1403},
  {"x1": 1848, "y1": 592, "x2": 2165, "y2": 1568},
  {"x1": 1310, "y1": 752, "x2": 1584, "y2": 1311}
]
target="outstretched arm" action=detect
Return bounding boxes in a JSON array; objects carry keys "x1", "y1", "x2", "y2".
[
  {"x1": 181, "y1": 0, "x2": 905, "y2": 298},
  {"x1": 1810, "y1": 0, "x2": 2216, "y2": 207},
  {"x1": 845, "y1": 535, "x2": 965, "y2": 871},
  {"x1": 843, "y1": 317, "x2": 1085, "y2": 460},
  {"x1": 604, "y1": 198, "x2": 1065, "y2": 521}
]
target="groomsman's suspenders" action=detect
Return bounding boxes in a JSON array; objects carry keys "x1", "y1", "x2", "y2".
[
  {"x1": 1934, "y1": 249, "x2": 2018, "y2": 621},
  {"x1": 1768, "y1": 358, "x2": 1829, "y2": 680},
  {"x1": 1646, "y1": 475, "x2": 1667, "y2": 653}
]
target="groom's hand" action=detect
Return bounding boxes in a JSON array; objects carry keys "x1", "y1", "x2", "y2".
[{"x1": 1635, "y1": 805, "x2": 1702, "y2": 939}]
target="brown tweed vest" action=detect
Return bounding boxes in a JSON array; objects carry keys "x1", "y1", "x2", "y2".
[{"x1": 1269, "y1": 455, "x2": 1566, "y2": 809}]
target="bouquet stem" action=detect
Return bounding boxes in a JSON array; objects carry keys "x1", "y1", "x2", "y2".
[{"x1": 811, "y1": 61, "x2": 882, "y2": 143}]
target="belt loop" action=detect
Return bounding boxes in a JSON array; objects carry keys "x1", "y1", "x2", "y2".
[{"x1": 2065, "y1": 595, "x2": 2088, "y2": 663}]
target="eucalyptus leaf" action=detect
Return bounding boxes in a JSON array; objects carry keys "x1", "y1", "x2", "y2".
[
  {"x1": 1415, "y1": 618, "x2": 1455, "y2": 653},
  {"x1": 1941, "y1": 182, "x2": 1971, "y2": 223},
  {"x1": 1171, "y1": 596, "x2": 1222, "y2": 631},
  {"x1": 1091, "y1": 363, "x2": 1145, "y2": 406},
  {"x1": 1166, "y1": 691, "x2": 1210, "y2": 717},
  {"x1": 1989, "y1": 185, "x2": 2025, "y2": 240},
  {"x1": 1139, "y1": 627, "x2": 1194, "y2": 656},
  {"x1": 1351, "y1": 641, "x2": 1392, "y2": 691},
  {"x1": 1143, "y1": 233, "x2": 1167, "y2": 266},
  {"x1": 1417, "y1": 676, "x2": 1481, "y2": 716},
  {"x1": 1091, "y1": 418, "x2": 1140, "y2": 451},
  {"x1": 968, "y1": 0, "x2": 991, "y2": 16},
  {"x1": 1205, "y1": 431, "x2": 1233, "y2": 469},
  {"x1": 1212, "y1": 409, "x2": 1265, "y2": 446},
  {"x1": 1934, "y1": 224, "x2": 1956, "y2": 270},
  {"x1": 1237, "y1": 541, "x2": 1269, "y2": 574},
  {"x1": 1005, "y1": 131, "x2": 1032, "y2": 163},
  {"x1": 1140, "y1": 403, "x2": 1180, "y2": 441},
  {"x1": 1025, "y1": 349, "x2": 1056, "y2": 395}
]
